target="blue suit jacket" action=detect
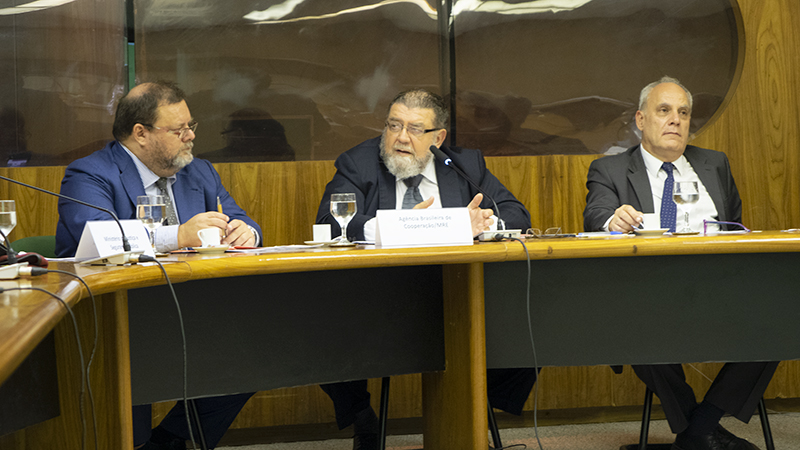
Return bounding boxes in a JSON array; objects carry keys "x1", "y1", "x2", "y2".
[
  {"x1": 316, "y1": 137, "x2": 531, "y2": 241},
  {"x1": 55, "y1": 141, "x2": 261, "y2": 256},
  {"x1": 583, "y1": 145, "x2": 742, "y2": 231}
]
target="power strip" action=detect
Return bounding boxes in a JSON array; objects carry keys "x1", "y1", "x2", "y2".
[{"x1": 478, "y1": 229, "x2": 522, "y2": 241}]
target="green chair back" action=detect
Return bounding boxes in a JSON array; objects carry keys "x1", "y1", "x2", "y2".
[{"x1": 13, "y1": 235, "x2": 57, "y2": 258}]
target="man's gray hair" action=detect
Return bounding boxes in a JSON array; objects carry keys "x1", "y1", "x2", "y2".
[
  {"x1": 388, "y1": 89, "x2": 449, "y2": 129},
  {"x1": 638, "y1": 76, "x2": 693, "y2": 111}
]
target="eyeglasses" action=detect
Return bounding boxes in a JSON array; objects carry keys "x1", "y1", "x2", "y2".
[
  {"x1": 385, "y1": 121, "x2": 440, "y2": 137},
  {"x1": 702, "y1": 220, "x2": 751, "y2": 234},
  {"x1": 525, "y1": 227, "x2": 565, "y2": 238},
  {"x1": 142, "y1": 121, "x2": 198, "y2": 139}
]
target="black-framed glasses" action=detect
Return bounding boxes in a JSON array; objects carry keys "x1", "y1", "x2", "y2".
[
  {"x1": 142, "y1": 120, "x2": 198, "y2": 139},
  {"x1": 703, "y1": 220, "x2": 751, "y2": 234},
  {"x1": 385, "y1": 120, "x2": 440, "y2": 137}
]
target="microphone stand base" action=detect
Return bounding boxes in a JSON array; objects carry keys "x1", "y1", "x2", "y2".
[
  {"x1": 79, "y1": 252, "x2": 146, "y2": 266},
  {"x1": 478, "y1": 229, "x2": 521, "y2": 241}
]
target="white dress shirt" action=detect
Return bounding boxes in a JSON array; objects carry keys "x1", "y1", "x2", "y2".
[
  {"x1": 608, "y1": 145, "x2": 720, "y2": 232},
  {"x1": 121, "y1": 145, "x2": 181, "y2": 251},
  {"x1": 121, "y1": 145, "x2": 259, "y2": 251},
  {"x1": 362, "y1": 157, "x2": 497, "y2": 241}
]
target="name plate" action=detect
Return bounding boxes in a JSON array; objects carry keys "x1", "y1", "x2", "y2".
[
  {"x1": 375, "y1": 207, "x2": 473, "y2": 247},
  {"x1": 75, "y1": 219, "x2": 155, "y2": 259}
]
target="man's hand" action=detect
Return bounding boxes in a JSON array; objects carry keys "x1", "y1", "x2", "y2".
[
  {"x1": 609, "y1": 205, "x2": 643, "y2": 232},
  {"x1": 223, "y1": 219, "x2": 256, "y2": 247},
  {"x1": 468, "y1": 193, "x2": 494, "y2": 237},
  {"x1": 177, "y1": 212, "x2": 229, "y2": 248},
  {"x1": 413, "y1": 196, "x2": 435, "y2": 209}
]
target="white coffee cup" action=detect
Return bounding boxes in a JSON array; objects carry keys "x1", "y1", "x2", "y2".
[
  {"x1": 197, "y1": 227, "x2": 221, "y2": 247},
  {"x1": 313, "y1": 224, "x2": 331, "y2": 242},
  {"x1": 641, "y1": 213, "x2": 659, "y2": 230}
]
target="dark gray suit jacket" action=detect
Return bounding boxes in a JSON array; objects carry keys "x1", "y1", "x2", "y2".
[
  {"x1": 583, "y1": 145, "x2": 741, "y2": 232},
  {"x1": 317, "y1": 137, "x2": 530, "y2": 241}
]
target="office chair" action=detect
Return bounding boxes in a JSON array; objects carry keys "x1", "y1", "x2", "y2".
[{"x1": 619, "y1": 383, "x2": 775, "y2": 450}]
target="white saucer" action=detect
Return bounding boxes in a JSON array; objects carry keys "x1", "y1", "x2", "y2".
[
  {"x1": 304, "y1": 240, "x2": 339, "y2": 246},
  {"x1": 329, "y1": 241, "x2": 357, "y2": 247},
  {"x1": 633, "y1": 228, "x2": 669, "y2": 236},
  {"x1": 192, "y1": 245, "x2": 230, "y2": 253}
]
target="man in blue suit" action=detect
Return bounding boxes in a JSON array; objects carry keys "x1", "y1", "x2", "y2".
[
  {"x1": 56, "y1": 81, "x2": 261, "y2": 449},
  {"x1": 316, "y1": 89, "x2": 536, "y2": 450}
]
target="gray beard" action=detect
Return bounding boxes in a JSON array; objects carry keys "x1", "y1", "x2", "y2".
[
  {"x1": 379, "y1": 133, "x2": 433, "y2": 180},
  {"x1": 156, "y1": 142, "x2": 194, "y2": 174}
]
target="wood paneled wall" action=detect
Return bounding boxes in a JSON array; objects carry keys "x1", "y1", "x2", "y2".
[{"x1": 1, "y1": 0, "x2": 798, "y2": 435}]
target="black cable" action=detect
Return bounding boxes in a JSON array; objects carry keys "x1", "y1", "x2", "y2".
[
  {"x1": 44, "y1": 269, "x2": 100, "y2": 450},
  {"x1": 141, "y1": 255, "x2": 198, "y2": 450},
  {"x1": 2, "y1": 286, "x2": 87, "y2": 450},
  {"x1": 506, "y1": 238, "x2": 543, "y2": 450}
]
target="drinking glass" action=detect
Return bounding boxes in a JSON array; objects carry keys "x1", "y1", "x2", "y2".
[
  {"x1": 672, "y1": 181, "x2": 699, "y2": 233},
  {"x1": 136, "y1": 195, "x2": 166, "y2": 248},
  {"x1": 0, "y1": 200, "x2": 16, "y2": 239},
  {"x1": 330, "y1": 193, "x2": 357, "y2": 245}
]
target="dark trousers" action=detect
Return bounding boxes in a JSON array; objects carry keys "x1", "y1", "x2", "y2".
[
  {"x1": 632, "y1": 362, "x2": 778, "y2": 434},
  {"x1": 133, "y1": 392, "x2": 254, "y2": 448},
  {"x1": 321, "y1": 368, "x2": 538, "y2": 429}
]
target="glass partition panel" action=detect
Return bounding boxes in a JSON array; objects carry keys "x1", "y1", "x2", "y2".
[
  {"x1": 452, "y1": 0, "x2": 740, "y2": 155},
  {"x1": 134, "y1": 0, "x2": 442, "y2": 161},
  {"x1": 0, "y1": 0, "x2": 125, "y2": 166}
]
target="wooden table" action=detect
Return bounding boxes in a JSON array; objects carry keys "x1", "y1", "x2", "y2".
[{"x1": 2, "y1": 231, "x2": 800, "y2": 449}]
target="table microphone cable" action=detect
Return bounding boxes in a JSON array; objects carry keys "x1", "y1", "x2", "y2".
[
  {"x1": 137, "y1": 254, "x2": 200, "y2": 450},
  {"x1": 506, "y1": 237, "x2": 544, "y2": 450},
  {"x1": 39, "y1": 268, "x2": 101, "y2": 450},
  {"x1": 0, "y1": 285, "x2": 89, "y2": 450},
  {"x1": 22, "y1": 255, "x2": 199, "y2": 450}
]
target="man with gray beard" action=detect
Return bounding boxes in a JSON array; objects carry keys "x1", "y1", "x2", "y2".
[
  {"x1": 56, "y1": 81, "x2": 261, "y2": 450},
  {"x1": 315, "y1": 89, "x2": 534, "y2": 450}
]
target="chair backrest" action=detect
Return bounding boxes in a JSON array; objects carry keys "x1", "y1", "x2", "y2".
[{"x1": 13, "y1": 235, "x2": 57, "y2": 258}]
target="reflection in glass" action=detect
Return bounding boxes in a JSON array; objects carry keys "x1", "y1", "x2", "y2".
[
  {"x1": 453, "y1": 0, "x2": 740, "y2": 155},
  {"x1": 0, "y1": 1, "x2": 125, "y2": 166},
  {"x1": 135, "y1": 0, "x2": 442, "y2": 161},
  {"x1": 0, "y1": 0, "x2": 742, "y2": 164}
]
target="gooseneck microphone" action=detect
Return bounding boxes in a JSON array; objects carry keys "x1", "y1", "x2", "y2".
[
  {"x1": 428, "y1": 145, "x2": 507, "y2": 230},
  {"x1": 0, "y1": 174, "x2": 132, "y2": 252}
]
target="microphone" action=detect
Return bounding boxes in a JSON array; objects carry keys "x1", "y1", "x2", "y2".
[
  {"x1": 0, "y1": 174, "x2": 133, "y2": 253},
  {"x1": 428, "y1": 145, "x2": 507, "y2": 231}
]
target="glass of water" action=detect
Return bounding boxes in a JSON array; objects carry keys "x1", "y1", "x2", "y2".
[
  {"x1": 672, "y1": 181, "x2": 700, "y2": 233},
  {"x1": 0, "y1": 200, "x2": 16, "y2": 240},
  {"x1": 136, "y1": 195, "x2": 166, "y2": 248},
  {"x1": 330, "y1": 193, "x2": 357, "y2": 245}
]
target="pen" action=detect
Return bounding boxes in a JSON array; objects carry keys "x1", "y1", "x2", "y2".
[{"x1": 217, "y1": 196, "x2": 223, "y2": 213}]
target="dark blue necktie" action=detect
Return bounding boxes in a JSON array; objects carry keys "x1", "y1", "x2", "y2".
[
  {"x1": 660, "y1": 162, "x2": 677, "y2": 232},
  {"x1": 402, "y1": 175, "x2": 424, "y2": 209}
]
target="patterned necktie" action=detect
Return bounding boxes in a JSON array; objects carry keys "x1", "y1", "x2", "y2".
[
  {"x1": 660, "y1": 162, "x2": 677, "y2": 232},
  {"x1": 401, "y1": 175, "x2": 424, "y2": 209},
  {"x1": 155, "y1": 177, "x2": 179, "y2": 225}
]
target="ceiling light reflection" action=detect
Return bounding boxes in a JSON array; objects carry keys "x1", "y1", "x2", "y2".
[
  {"x1": 452, "y1": 0, "x2": 594, "y2": 16},
  {"x1": 244, "y1": 0, "x2": 437, "y2": 24},
  {"x1": 0, "y1": 0, "x2": 74, "y2": 16}
]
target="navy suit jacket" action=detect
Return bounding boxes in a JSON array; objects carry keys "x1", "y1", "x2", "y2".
[
  {"x1": 55, "y1": 141, "x2": 261, "y2": 256},
  {"x1": 583, "y1": 145, "x2": 742, "y2": 232},
  {"x1": 316, "y1": 137, "x2": 531, "y2": 241}
]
